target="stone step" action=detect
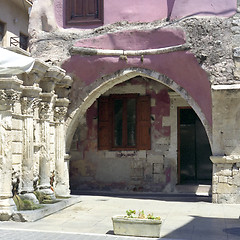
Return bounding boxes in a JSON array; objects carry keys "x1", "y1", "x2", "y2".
[{"x1": 176, "y1": 184, "x2": 212, "y2": 196}]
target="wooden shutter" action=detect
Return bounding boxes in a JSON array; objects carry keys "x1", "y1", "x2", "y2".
[
  {"x1": 98, "y1": 97, "x2": 111, "y2": 150},
  {"x1": 66, "y1": 0, "x2": 103, "y2": 25},
  {"x1": 137, "y1": 96, "x2": 151, "y2": 150}
]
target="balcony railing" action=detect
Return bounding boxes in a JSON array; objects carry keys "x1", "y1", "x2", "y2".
[
  {"x1": 10, "y1": 36, "x2": 28, "y2": 50},
  {"x1": 10, "y1": 36, "x2": 20, "y2": 47}
]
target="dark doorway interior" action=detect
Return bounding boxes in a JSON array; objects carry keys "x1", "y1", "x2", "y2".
[{"x1": 178, "y1": 108, "x2": 212, "y2": 184}]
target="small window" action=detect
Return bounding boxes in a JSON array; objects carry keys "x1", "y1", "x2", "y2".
[
  {"x1": 20, "y1": 33, "x2": 29, "y2": 50},
  {"x1": 0, "y1": 21, "x2": 5, "y2": 46},
  {"x1": 98, "y1": 95, "x2": 151, "y2": 151},
  {"x1": 66, "y1": 0, "x2": 103, "y2": 26}
]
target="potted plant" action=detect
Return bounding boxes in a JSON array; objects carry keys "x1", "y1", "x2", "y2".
[{"x1": 112, "y1": 210, "x2": 162, "y2": 238}]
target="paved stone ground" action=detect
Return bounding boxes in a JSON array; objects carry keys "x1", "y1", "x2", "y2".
[
  {"x1": 0, "y1": 194, "x2": 240, "y2": 240},
  {"x1": 0, "y1": 229, "x2": 156, "y2": 240}
]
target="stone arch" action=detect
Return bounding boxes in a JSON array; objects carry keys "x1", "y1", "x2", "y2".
[{"x1": 65, "y1": 67, "x2": 212, "y2": 152}]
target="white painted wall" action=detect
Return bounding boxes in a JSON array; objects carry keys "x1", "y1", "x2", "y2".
[{"x1": 0, "y1": 0, "x2": 30, "y2": 47}]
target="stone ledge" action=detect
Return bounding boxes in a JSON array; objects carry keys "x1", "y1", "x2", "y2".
[
  {"x1": 11, "y1": 195, "x2": 81, "y2": 222},
  {"x1": 210, "y1": 155, "x2": 240, "y2": 164}
]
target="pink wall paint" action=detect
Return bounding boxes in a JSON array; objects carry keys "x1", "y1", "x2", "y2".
[
  {"x1": 54, "y1": 0, "x2": 237, "y2": 29},
  {"x1": 170, "y1": 0, "x2": 237, "y2": 19},
  {"x1": 150, "y1": 89, "x2": 170, "y2": 136},
  {"x1": 62, "y1": 28, "x2": 212, "y2": 125},
  {"x1": 75, "y1": 28, "x2": 185, "y2": 50}
]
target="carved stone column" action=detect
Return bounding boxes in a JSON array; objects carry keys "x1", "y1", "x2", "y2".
[
  {"x1": 54, "y1": 75, "x2": 72, "y2": 196},
  {"x1": 54, "y1": 100, "x2": 70, "y2": 196},
  {"x1": 38, "y1": 94, "x2": 56, "y2": 197},
  {"x1": 38, "y1": 67, "x2": 64, "y2": 197},
  {"x1": 20, "y1": 86, "x2": 41, "y2": 203},
  {"x1": 0, "y1": 76, "x2": 22, "y2": 220}
]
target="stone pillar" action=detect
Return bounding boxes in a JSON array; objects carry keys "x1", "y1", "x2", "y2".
[
  {"x1": 0, "y1": 76, "x2": 22, "y2": 220},
  {"x1": 211, "y1": 156, "x2": 240, "y2": 203},
  {"x1": 38, "y1": 94, "x2": 56, "y2": 197},
  {"x1": 54, "y1": 75, "x2": 72, "y2": 196},
  {"x1": 211, "y1": 85, "x2": 240, "y2": 203},
  {"x1": 20, "y1": 86, "x2": 41, "y2": 203},
  {"x1": 54, "y1": 100, "x2": 70, "y2": 196},
  {"x1": 38, "y1": 67, "x2": 65, "y2": 197}
]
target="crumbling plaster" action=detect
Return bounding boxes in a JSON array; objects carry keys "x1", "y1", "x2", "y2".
[
  {"x1": 29, "y1": 1, "x2": 236, "y2": 125},
  {"x1": 28, "y1": 0, "x2": 240, "y2": 202},
  {"x1": 70, "y1": 77, "x2": 188, "y2": 192}
]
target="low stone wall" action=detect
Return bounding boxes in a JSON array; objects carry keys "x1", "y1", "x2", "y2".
[{"x1": 211, "y1": 156, "x2": 240, "y2": 203}]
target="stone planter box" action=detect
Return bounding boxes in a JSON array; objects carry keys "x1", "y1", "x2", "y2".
[{"x1": 112, "y1": 216, "x2": 162, "y2": 238}]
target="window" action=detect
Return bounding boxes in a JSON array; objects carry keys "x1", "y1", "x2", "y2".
[
  {"x1": 66, "y1": 0, "x2": 103, "y2": 26},
  {"x1": 0, "y1": 21, "x2": 5, "y2": 46},
  {"x1": 98, "y1": 95, "x2": 151, "y2": 150},
  {"x1": 20, "y1": 33, "x2": 29, "y2": 50}
]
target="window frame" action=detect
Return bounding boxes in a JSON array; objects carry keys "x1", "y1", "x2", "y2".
[
  {"x1": 110, "y1": 94, "x2": 138, "y2": 151},
  {"x1": 98, "y1": 94, "x2": 151, "y2": 151},
  {"x1": 19, "y1": 32, "x2": 29, "y2": 50},
  {"x1": 66, "y1": 0, "x2": 104, "y2": 26}
]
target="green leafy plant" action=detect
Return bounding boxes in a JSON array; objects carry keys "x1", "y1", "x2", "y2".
[
  {"x1": 147, "y1": 213, "x2": 161, "y2": 220},
  {"x1": 125, "y1": 209, "x2": 161, "y2": 220},
  {"x1": 126, "y1": 209, "x2": 136, "y2": 218},
  {"x1": 138, "y1": 210, "x2": 146, "y2": 219}
]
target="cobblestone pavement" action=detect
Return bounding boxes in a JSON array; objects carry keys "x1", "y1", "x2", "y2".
[{"x1": 0, "y1": 194, "x2": 240, "y2": 240}]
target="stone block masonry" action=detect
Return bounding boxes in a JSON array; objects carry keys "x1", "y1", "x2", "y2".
[{"x1": 0, "y1": 50, "x2": 72, "y2": 220}]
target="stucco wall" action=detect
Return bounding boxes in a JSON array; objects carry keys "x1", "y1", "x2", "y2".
[
  {"x1": 54, "y1": 0, "x2": 237, "y2": 29},
  {"x1": 0, "y1": 0, "x2": 29, "y2": 47},
  {"x1": 63, "y1": 27, "x2": 212, "y2": 126}
]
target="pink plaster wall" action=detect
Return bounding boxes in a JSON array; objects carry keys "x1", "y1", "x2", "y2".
[
  {"x1": 62, "y1": 28, "x2": 212, "y2": 125},
  {"x1": 54, "y1": 0, "x2": 237, "y2": 29}
]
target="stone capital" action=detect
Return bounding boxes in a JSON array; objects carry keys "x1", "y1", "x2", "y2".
[
  {"x1": 21, "y1": 97, "x2": 40, "y2": 115},
  {"x1": 39, "y1": 92, "x2": 56, "y2": 120},
  {"x1": 39, "y1": 101, "x2": 51, "y2": 120},
  {"x1": 0, "y1": 89, "x2": 21, "y2": 107},
  {"x1": 0, "y1": 76, "x2": 23, "y2": 110},
  {"x1": 54, "y1": 98, "x2": 70, "y2": 122},
  {"x1": 54, "y1": 106, "x2": 68, "y2": 122}
]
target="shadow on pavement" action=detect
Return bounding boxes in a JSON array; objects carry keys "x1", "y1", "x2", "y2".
[
  {"x1": 71, "y1": 190, "x2": 211, "y2": 203},
  {"x1": 163, "y1": 216, "x2": 240, "y2": 240},
  {"x1": 223, "y1": 227, "x2": 240, "y2": 236}
]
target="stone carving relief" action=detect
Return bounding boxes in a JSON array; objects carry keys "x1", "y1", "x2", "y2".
[
  {"x1": 0, "y1": 90, "x2": 21, "y2": 109},
  {"x1": 21, "y1": 97, "x2": 40, "y2": 115},
  {"x1": 54, "y1": 106, "x2": 68, "y2": 122}
]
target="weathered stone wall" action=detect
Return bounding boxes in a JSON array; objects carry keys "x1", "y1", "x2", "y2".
[
  {"x1": 70, "y1": 77, "x2": 190, "y2": 192},
  {"x1": 211, "y1": 156, "x2": 240, "y2": 203},
  {"x1": 0, "y1": 50, "x2": 72, "y2": 220},
  {"x1": 28, "y1": 0, "x2": 240, "y2": 202}
]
